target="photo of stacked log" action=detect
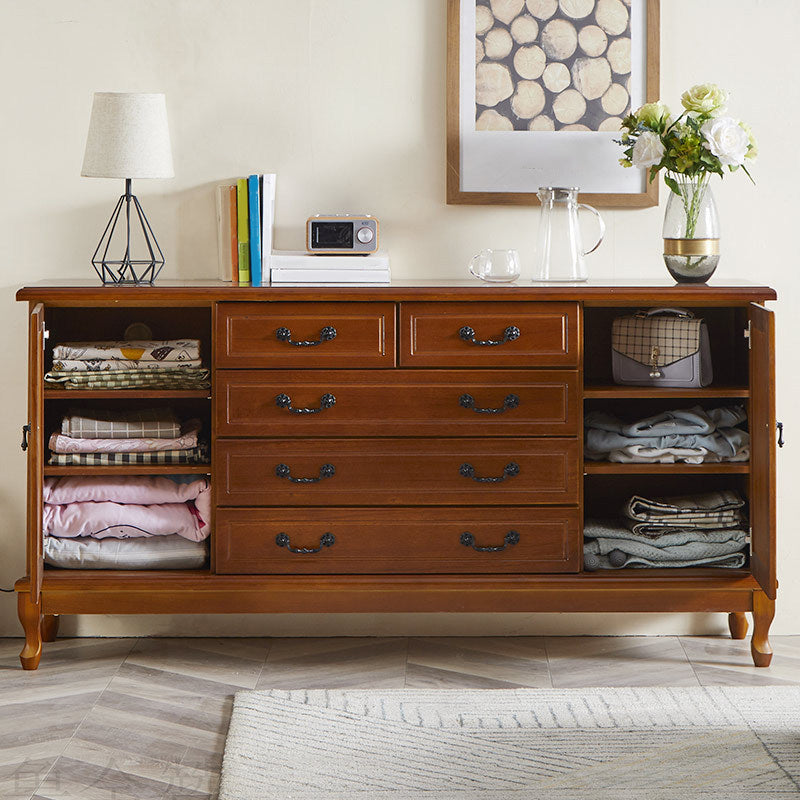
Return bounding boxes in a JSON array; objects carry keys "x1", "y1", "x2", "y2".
[{"x1": 475, "y1": 0, "x2": 632, "y2": 132}]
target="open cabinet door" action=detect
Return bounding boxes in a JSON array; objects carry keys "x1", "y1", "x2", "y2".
[
  {"x1": 749, "y1": 303, "x2": 776, "y2": 599},
  {"x1": 27, "y1": 303, "x2": 45, "y2": 602}
]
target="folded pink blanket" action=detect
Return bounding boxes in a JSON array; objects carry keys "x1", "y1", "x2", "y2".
[
  {"x1": 43, "y1": 476, "x2": 211, "y2": 542},
  {"x1": 49, "y1": 420, "x2": 201, "y2": 454}
]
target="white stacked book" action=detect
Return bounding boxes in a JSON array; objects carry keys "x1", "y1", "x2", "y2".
[{"x1": 270, "y1": 250, "x2": 391, "y2": 284}]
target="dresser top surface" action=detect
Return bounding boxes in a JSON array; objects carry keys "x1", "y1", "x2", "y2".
[{"x1": 16, "y1": 278, "x2": 776, "y2": 306}]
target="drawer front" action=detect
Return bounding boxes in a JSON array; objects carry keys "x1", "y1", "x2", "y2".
[
  {"x1": 216, "y1": 369, "x2": 578, "y2": 437},
  {"x1": 215, "y1": 507, "x2": 580, "y2": 574},
  {"x1": 216, "y1": 301, "x2": 396, "y2": 368},
  {"x1": 216, "y1": 438, "x2": 579, "y2": 506},
  {"x1": 400, "y1": 301, "x2": 579, "y2": 367}
]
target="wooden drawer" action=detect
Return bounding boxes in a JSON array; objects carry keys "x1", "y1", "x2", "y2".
[
  {"x1": 215, "y1": 438, "x2": 579, "y2": 506},
  {"x1": 216, "y1": 369, "x2": 578, "y2": 437},
  {"x1": 400, "y1": 301, "x2": 579, "y2": 367},
  {"x1": 215, "y1": 301, "x2": 395, "y2": 368},
  {"x1": 215, "y1": 507, "x2": 580, "y2": 574}
]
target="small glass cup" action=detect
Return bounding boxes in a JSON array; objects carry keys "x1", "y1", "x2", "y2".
[{"x1": 468, "y1": 249, "x2": 521, "y2": 283}]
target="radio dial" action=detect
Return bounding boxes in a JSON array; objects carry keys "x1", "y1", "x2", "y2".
[{"x1": 356, "y1": 227, "x2": 375, "y2": 244}]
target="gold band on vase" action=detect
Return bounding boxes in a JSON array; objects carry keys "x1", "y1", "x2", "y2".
[{"x1": 663, "y1": 238, "x2": 720, "y2": 256}]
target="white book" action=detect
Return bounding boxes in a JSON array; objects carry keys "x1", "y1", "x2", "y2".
[
  {"x1": 270, "y1": 249, "x2": 390, "y2": 271},
  {"x1": 259, "y1": 174, "x2": 277, "y2": 285},
  {"x1": 215, "y1": 185, "x2": 233, "y2": 281},
  {"x1": 270, "y1": 268, "x2": 390, "y2": 284}
]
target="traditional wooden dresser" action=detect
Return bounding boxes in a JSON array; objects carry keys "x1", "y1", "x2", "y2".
[{"x1": 14, "y1": 281, "x2": 778, "y2": 670}]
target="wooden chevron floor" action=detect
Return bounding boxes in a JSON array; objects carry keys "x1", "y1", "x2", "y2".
[{"x1": 1, "y1": 634, "x2": 799, "y2": 799}]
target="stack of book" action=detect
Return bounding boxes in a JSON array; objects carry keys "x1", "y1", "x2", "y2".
[
  {"x1": 215, "y1": 173, "x2": 276, "y2": 285},
  {"x1": 270, "y1": 251, "x2": 391, "y2": 284}
]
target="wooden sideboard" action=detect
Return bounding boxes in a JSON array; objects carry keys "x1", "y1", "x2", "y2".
[{"x1": 14, "y1": 281, "x2": 777, "y2": 670}]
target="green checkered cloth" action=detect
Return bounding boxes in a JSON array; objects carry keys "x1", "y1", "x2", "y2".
[
  {"x1": 48, "y1": 445, "x2": 209, "y2": 466},
  {"x1": 44, "y1": 368, "x2": 211, "y2": 390}
]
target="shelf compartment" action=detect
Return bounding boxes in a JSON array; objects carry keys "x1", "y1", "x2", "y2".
[
  {"x1": 44, "y1": 464, "x2": 211, "y2": 476},
  {"x1": 583, "y1": 385, "x2": 750, "y2": 399},
  {"x1": 584, "y1": 462, "x2": 749, "y2": 475}
]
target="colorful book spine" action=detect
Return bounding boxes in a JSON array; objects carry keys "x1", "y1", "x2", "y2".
[
  {"x1": 228, "y1": 185, "x2": 238, "y2": 282},
  {"x1": 236, "y1": 178, "x2": 250, "y2": 284},
  {"x1": 247, "y1": 175, "x2": 262, "y2": 286}
]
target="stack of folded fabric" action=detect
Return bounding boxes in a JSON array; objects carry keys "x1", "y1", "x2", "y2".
[
  {"x1": 43, "y1": 475, "x2": 211, "y2": 570},
  {"x1": 48, "y1": 407, "x2": 208, "y2": 466},
  {"x1": 584, "y1": 490, "x2": 748, "y2": 570},
  {"x1": 585, "y1": 405, "x2": 749, "y2": 464},
  {"x1": 45, "y1": 339, "x2": 210, "y2": 390}
]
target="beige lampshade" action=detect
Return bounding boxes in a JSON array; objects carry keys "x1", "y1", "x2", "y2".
[{"x1": 81, "y1": 92, "x2": 174, "y2": 179}]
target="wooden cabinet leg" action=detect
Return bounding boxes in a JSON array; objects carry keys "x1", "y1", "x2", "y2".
[
  {"x1": 728, "y1": 612, "x2": 748, "y2": 640},
  {"x1": 18, "y1": 592, "x2": 43, "y2": 670},
  {"x1": 751, "y1": 591, "x2": 775, "y2": 667},
  {"x1": 41, "y1": 614, "x2": 60, "y2": 643}
]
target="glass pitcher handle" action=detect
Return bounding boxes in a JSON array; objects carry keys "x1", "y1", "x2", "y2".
[{"x1": 578, "y1": 203, "x2": 605, "y2": 256}]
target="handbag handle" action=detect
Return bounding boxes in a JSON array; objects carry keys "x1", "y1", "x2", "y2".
[{"x1": 640, "y1": 307, "x2": 694, "y2": 318}]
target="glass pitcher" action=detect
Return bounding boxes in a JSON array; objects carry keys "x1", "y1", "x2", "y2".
[{"x1": 534, "y1": 187, "x2": 605, "y2": 282}]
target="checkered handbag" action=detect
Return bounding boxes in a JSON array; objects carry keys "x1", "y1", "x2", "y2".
[{"x1": 611, "y1": 308, "x2": 713, "y2": 387}]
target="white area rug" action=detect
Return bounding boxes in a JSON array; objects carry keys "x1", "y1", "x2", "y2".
[{"x1": 219, "y1": 687, "x2": 800, "y2": 799}]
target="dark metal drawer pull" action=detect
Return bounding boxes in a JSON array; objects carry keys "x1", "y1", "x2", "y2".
[
  {"x1": 459, "y1": 462, "x2": 520, "y2": 483},
  {"x1": 275, "y1": 532, "x2": 335, "y2": 554},
  {"x1": 458, "y1": 325, "x2": 520, "y2": 347},
  {"x1": 275, "y1": 463, "x2": 336, "y2": 483},
  {"x1": 275, "y1": 325, "x2": 337, "y2": 347},
  {"x1": 459, "y1": 393, "x2": 520, "y2": 414},
  {"x1": 460, "y1": 530, "x2": 520, "y2": 552},
  {"x1": 21, "y1": 423, "x2": 31, "y2": 452},
  {"x1": 276, "y1": 392, "x2": 336, "y2": 414}
]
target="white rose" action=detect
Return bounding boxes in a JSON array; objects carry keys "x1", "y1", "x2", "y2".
[
  {"x1": 631, "y1": 131, "x2": 665, "y2": 168},
  {"x1": 701, "y1": 116, "x2": 749, "y2": 166}
]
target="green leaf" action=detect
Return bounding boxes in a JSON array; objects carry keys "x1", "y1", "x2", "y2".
[{"x1": 664, "y1": 175, "x2": 682, "y2": 196}]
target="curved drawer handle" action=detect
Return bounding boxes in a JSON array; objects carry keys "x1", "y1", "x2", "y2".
[
  {"x1": 275, "y1": 325, "x2": 337, "y2": 347},
  {"x1": 275, "y1": 463, "x2": 336, "y2": 483},
  {"x1": 276, "y1": 392, "x2": 337, "y2": 415},
  {"x1": 275, "y1": 532, "x2": 336, "y2": 554},
  {"x1": 460, "y1": 530, "x2": 520, "y2": 552},
  {"x1": 459, "y1": 393, "x2": 520, "y2": 414},
  {"x1": 21, "y1": 423, "x2": 31, "y2": 452},
  {"x1": 458, "y1": 325, "x2": 520, "y2": 347},
  {"x1": 459, "y1": 462, "x2": 520, "y2": 483}
]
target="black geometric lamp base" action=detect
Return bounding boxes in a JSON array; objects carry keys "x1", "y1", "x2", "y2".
[{"x1": 92, "y1": 178, "x2": 165, "y2": 285}]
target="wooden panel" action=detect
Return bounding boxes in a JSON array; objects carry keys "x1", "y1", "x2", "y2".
[
  {"x1": 400, "y1": 302, "x2": 579, "y2": 367},
  {"x1": 216, "y1": 369, "x2": 578, "y2": 437},
  {"x1": 215, "y1": 301, "x2": 395, "y2": 368},
  {"x1": 749, "y1": 304, "x2": 777, "y2": 599},
  {"x1": 27, "y1": 303, "x2": 45, "y2": 601},
  {"x1": 215, "y1": 507, "x2": 580, "y2": 574},
  {"x1": 216, "y1": 438, "x2": 579, "y2": 506}
]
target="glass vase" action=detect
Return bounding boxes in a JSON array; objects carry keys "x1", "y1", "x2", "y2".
[{"x1": 662, "y1": 174, "x2": 720, "y2": 283}]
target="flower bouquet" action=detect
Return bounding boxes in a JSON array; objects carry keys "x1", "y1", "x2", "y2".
[{"x1": 617, "y1": 83, "x2": 756, "y2": 282}]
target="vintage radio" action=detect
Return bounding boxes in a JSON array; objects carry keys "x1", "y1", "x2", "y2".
[{"x1": 306, "y1": 214, "x2": 379, "y2": 255}]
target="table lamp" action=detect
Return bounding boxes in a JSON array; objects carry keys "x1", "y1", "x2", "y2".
[{"x1": 81, "y1": 92, "x2": 174, "y2": 284}]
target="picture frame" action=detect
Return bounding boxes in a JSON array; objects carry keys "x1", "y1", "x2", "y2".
[{"x1": 447, "y1": 0, "x2": 660, "y2": 207}]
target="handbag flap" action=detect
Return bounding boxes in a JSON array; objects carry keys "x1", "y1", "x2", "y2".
[{"x1": 612, "y1": 314, "x2": 703, "y2": 367}]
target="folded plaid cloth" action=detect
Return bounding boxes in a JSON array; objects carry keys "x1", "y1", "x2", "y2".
[
  {"x1": 583, "y1": 543, "x2": 746, "y2": 571},
  {"x1": 584, "y1": 519, "x2": 747, "y2": 546},
  {"x1": 624, "y1": 490, "x2": 745, "y2": 528},
  {"x1": 52, "y1": 340, "x2": 201, "y2": 362},
  {"x1": 52, "y1": 358, "x2": 203, "y2": 372},
  {"x1": 50, "y1": 420, "x2": 200, "y2": 453},
  {"x1": 48, "y1": 445, "x2": 208, "y2": 466},
  {"x1": 45, "y1": 368, "x2": 211, "y2": 390},
  {"x1": 61, "y1": 408, "x2": 181, "y2": 439}
]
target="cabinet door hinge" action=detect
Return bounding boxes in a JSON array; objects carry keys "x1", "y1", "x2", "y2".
[{"x1": 744, "y1": 321, "x2": 751, "y2": 350}]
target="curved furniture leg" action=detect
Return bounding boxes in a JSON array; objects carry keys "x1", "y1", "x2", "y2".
[
  {"x1": 18, "y1": 592, "x2": 43, "y2": 670},
  {"x1": 41, "y1": 614, "x2": 60, "y2": 643},
  {"x1": 728, "y1": 612, "x2": 748, "y2": 640},
  {"x1": 751, "y1": 591, "x2": 775, "y2": 668}
]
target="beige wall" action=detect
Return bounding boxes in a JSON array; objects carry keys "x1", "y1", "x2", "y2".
[{"x1": 1, "y1": 0, "x2": 796, "y2": 637}]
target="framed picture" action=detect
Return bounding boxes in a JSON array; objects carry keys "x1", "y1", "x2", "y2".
[{"x1": 447, "y1": 0, "x2": 660, "y2": 207}]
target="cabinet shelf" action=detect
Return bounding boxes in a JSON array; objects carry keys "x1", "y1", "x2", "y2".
[
  {"x1": 584, "y1": 462, "x2": 749, "y2": 475},
  {"x1": 44, "y1": 388, "x2": 211, "y2": 400},
  {"x1": 44, "y1": 464, "x2": 211, "y2": 476},
  {"x1": 583, "y1": 385, "x2": 750, "y2": 399}
]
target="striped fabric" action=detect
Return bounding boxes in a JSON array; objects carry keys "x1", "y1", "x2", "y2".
[
  {"x1": 48, "y1": 445, "x2": 208, "y2": 466},
  {"x1": 45, "y1": 368, "x2": 211, "y2": 390},
  {"x1": 61, "y1": 408, "x2": 181, "y2": 439}
]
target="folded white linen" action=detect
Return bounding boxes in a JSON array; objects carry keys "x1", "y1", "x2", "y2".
[
  {"x1": 49, "y1": 420, "x2": 200, "y2": 453},
  {"x1": 52, "y1": 358, "x2": 203, "y2": 372},
  {"x1": 52, "y1": 339, "x2": 200, "y2": 362}
]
